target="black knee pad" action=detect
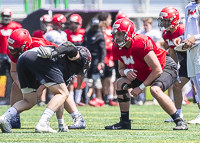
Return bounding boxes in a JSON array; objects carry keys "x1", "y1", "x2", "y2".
[
  {"x1": 121, "y1": 83, "x2": 132, "y2": 90},
  {"x1": 116, "y1": 90, "x2": 130, "y2": 102}
]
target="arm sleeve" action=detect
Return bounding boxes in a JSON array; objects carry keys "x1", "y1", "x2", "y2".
[{"x1": 51, "y1": 42, "x2": 78, "y2": 59}]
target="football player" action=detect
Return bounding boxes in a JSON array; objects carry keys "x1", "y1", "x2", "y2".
[
  {"x1": 64, "y1": 14, "x2": 85, "y2": 105},
  {"x1": 158, "y1": 6, "x2": 195, "y2": 122},
  {"x1": 32, "y1": 14, "x2": 52, "y2": 38},
  {"x1": 0, "y1": 29, "x2": 91, "y2": 133},
  {"x1": 105, "y1": 18, "x2": 188, "y2": 130},
  {"x1": 0, "y1": 8, "x2": 22, "y2": 100},
  {"x1": 45, "y1": 14, "x2": 67, "y2": 45},
  {"x1": 3, "y1": 28, "x2": 86, "y2": 132}
]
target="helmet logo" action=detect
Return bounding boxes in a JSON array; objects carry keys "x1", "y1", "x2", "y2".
[
  {"x1": 160, "y1": 12, "x2": 168, "y2": 17},
  {"x1": 113, "y1": 24, "x2": 120, "y2": 29},
  {"x1": 70, "y1": 16, "x2": 78, "y2": 22},
  {"x1": 8, "y1": 37, "x2": 15, "y2": 44}
]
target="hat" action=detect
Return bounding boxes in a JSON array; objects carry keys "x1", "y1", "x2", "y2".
[{"x1": 91, "y1": 18, "x2": 99, "y2": 26}]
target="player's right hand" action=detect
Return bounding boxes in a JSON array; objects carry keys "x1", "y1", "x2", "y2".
[
  {"x1": 37, "y1": 46, "x2": 52, "y2": 59},
  {"x1": 173, "y1": 37, "x2": 182, "y2": 46}
]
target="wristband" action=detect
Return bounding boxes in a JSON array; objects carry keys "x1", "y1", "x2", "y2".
[
  {"x1": 124, "y1": 69, "x2": 133, "y2": 76},
  {"x1": 194, "y1": 34, "x2": 200, "y2": 40},
  {"x1": 139, "y1": 83, "x2": 145, "y2": 90}
]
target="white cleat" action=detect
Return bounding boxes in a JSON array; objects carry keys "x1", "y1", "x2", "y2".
[
  {"x1": 35, "y1": 121, "x2": 57, "y2": 133},
  {"x1": 58, "y1": 123, "x2": 69, "y2": 132},
  {"x1": 188, "y1": 114, "x2": 200, "y2": 124},
  {"x1": 164, "y1": 114, "x2": 183, "y2": 123},
  {"x1": 0, "y1": 115, "x2": 12, "y2": 133}
]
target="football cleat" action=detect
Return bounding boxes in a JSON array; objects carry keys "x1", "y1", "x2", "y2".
[
  {"x1": 89, "y1": 98, "x2": 105, "y2": 107},
  {"x1": 164, "y1": 114, "x2": 183, "y2": 123},
  {"x1": 188, "y1": 114, "x2": 200, "y2": 124},
  {"x1": 68, "y1": 114, "x2": 86, "y2": 129},
  {"x1": 173, "y1": 118, "x2": 188, "y2": 130},
  {"x1": 0, "y1": 115, "x2": 12, "y2": 133},
  {"x1": 10, "y1": 115, "x2": 21, "y2": 129},
  {"x1": 105, "y1": 118, "x2": 131, "y2": 130},
  {"x1": 35, "y1": 121, "x2": 57, "y2": 133},
  {"x1": 108, "y1": 100, "x2": 119, "y2": 106},
  {"x1": 58, "y1": 123, "x2": 69, "y2": 132}
]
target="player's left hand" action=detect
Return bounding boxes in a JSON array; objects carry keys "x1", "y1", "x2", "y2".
[
  {"x1": 130, "y1": 87, "x2": 142, "y2": 97},
  {"x1": 37, "y1": 46, "x2": 52, "y2": 59}
]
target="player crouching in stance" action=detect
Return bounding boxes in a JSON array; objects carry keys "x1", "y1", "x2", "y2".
[
  {"x1": 0, "y1": 40, "x2": 91, "y2": 133},
  {"x1": 104, "y1": 18, "x2": 188, "y2": 130}
]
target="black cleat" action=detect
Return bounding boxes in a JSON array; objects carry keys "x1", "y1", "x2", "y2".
[
  {"x1": 105, "y1": 118, "x2": 131, "y2": 130},
  {"x1": 173, "y1": 118, "x2": 188, "y2": 130}
]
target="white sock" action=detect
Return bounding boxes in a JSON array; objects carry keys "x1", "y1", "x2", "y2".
[
  {"x1": 39, "y1": 108, "x2": 54, "y2": 122},
  {"x1": 69, "y1": 91, "x2": 74, "y2": 98},
  {"x1": 177, "y1": 109, "x2": 182, "y2": 116},
  {"x1": 70, "y1": 110, "x2": 80, "y2": 118},
  {"x1": 4, "y1": 107, "x2": 17, "y2": 120},
  {"x1": 107, "y1": 94, "x2": 114, "y2": 100},
  {"x1": 75, "y1": 89, "x2": 82, "y2": 103},
  {"x1": 57, "y1": 119, "x2": 65, "y2": 125}
]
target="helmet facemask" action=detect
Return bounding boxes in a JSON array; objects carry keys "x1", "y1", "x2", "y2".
[
  {"x1": 158, "y1": 17, "x2": 172, "y2": 31},
  {"x1": 1, "y1": 15, "x2": 11, "y2": 25},
  {"x1": 112, "y1": 25, "x2": 132, "y2": 48},
  {"x1": 7, "y1": 44, "x2": 24, "y2": 59}
]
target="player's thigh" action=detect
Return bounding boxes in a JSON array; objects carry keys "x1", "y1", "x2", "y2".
[{"x1": 48, "y1": 83, "x2": 68, "y2": 95}]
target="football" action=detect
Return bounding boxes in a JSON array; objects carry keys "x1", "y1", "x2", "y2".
[{"x1": 174, "y1": 43, "x2": 187, "y2": 51}]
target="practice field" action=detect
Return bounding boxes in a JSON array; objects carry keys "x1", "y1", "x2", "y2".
[{"x1": 0, "y1": 104, "x2": 200, "y2": 143}]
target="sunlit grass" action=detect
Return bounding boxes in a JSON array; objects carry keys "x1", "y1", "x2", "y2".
[{"x1": 0, "y1": 103, "x2": 199, "y2": 142}]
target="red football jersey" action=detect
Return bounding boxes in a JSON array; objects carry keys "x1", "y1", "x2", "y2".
[
  {"x1": 32, "y1": 30, "x2": 46, "y2": 38},
  {"x1": 65, "y1": 28, "x2": 85, "y2": 44},
  {"x1": 0, "y1": 21, "x2": 22, "y2": 54},
  {"x1": 8, "y1": 37, "x2": 58, "y2": 63},
  {"x1": 104, "y1": 26, "x2": 114, "y2": 66},
  {"x1": 112, "y1": 34, "x2": 166, "y2": 81},
  {"x1": 162, "y1": 24, "x2": 185, "y2": 49}
]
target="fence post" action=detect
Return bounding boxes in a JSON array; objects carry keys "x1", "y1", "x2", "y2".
[
  {"x1": 64, "y1": 0, "x2": 68, "y2": 9},
  {"x1": 24, "y1": 0, "x2": 29, "y2": 14}
]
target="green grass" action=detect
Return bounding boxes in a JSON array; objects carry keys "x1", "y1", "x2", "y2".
[{"x1": 0, "y1": 104, "x2": 200, "y2": 142}]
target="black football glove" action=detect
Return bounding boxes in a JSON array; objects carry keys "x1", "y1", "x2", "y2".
[{"x1": 37, "y1": 46, "x2": 53, "y2": 59}]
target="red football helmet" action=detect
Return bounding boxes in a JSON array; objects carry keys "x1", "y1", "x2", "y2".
[
  {"x1": 112, "y1": 18, "x2": 136, "y2": 47},
  {"x1": 115, "y1": 12, "x2": 128, "y2": 20},
  {"x1": 69, "y1": 14, "x2": 82, "y2": 28},
  {"x1": 158, "y1": 6, "x2": 180, "y2": 31},
  {"x1": 1, "y1": 8, "x2": 12, "y2": 25},
  {"x1": 7, "y1": 28, "x2": 32, "y2": 59},
  {"x1": 40, "y1": 14, "x2": 52, "y2": 31},
  {"x1": 52, "y1": 14, "x2": 67, "y2": 28}
]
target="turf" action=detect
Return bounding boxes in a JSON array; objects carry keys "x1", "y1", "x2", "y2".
[{"x1": 0, "y1": 104, "x2": 200, "y2": 143}]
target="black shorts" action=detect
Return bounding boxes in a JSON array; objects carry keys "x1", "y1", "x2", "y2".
[
  {"x1": 17, "y1": 48, "x2": 65, "y2": 91},
  {"x1": 114, "y1": 60, "x2": 121, "y2": 79},
  {"x1": 102, "y1": 65, "x2": 114, "y2": 79},
  {"x1": 128, "y1": 55, "x2": 177, "y2": 92}
]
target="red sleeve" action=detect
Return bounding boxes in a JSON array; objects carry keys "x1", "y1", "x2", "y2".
[{"x1": 112, "y1": 45, "x2": 119, "y2": 61}]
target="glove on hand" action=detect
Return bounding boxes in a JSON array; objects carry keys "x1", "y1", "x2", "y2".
[{"x1": 37, "y1": 46, "x2": 52, "y2": 59}]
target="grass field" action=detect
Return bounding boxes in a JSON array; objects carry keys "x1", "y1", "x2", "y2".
[{"x1": 0, "y1": 104, "x2": 200, "y2": 143}]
